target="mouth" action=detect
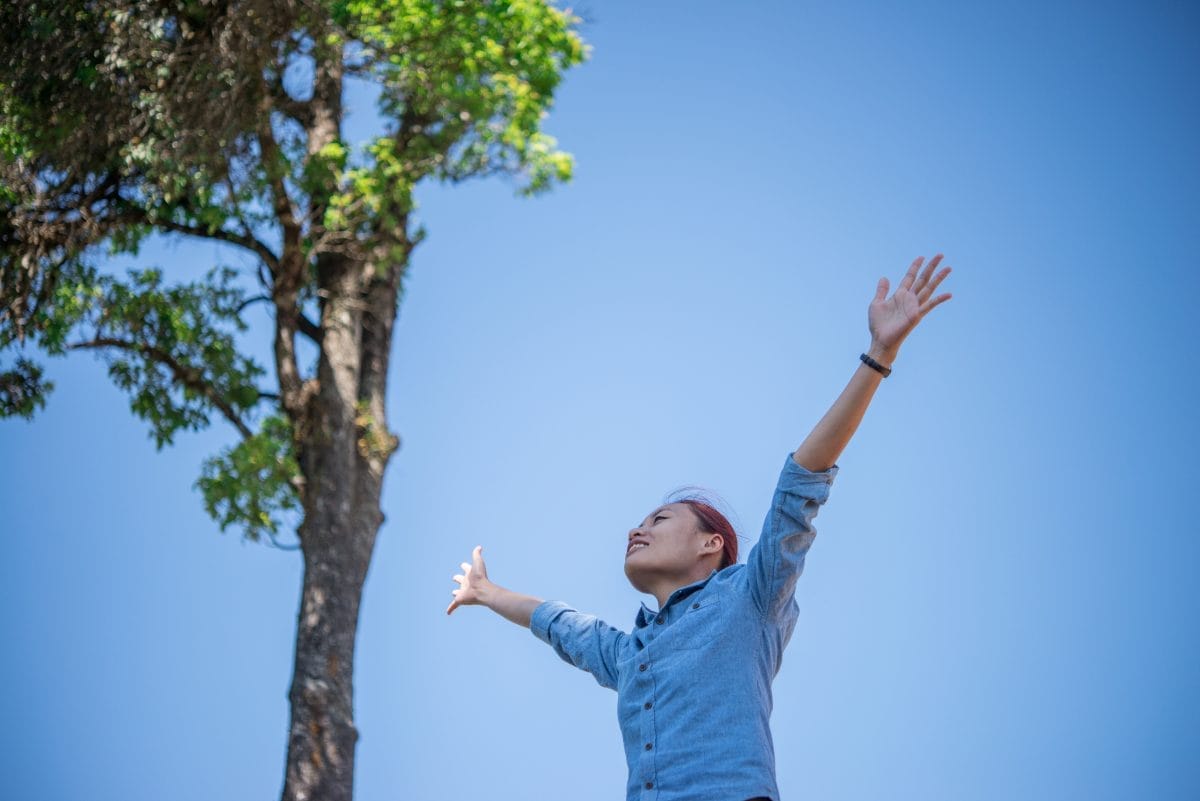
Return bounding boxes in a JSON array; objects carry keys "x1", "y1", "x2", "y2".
[{"x1": 626, "y1": 541, "x2": 649, "y2": 558}]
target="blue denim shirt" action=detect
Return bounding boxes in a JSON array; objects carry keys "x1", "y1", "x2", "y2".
[{"x1": 530, "y1": 453, "x2": 839, "y2": 801}]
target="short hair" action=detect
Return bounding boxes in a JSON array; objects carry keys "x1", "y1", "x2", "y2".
[{"x1": 664, "y1": 486, "x2": 740, "y2": 569}]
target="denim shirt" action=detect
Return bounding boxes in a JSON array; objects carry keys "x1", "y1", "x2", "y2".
[{"x1": 530, "y1": 453, "x2": 839, "y2": 801}]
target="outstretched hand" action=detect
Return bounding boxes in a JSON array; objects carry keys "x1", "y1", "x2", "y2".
[
  {"x1": 446, "y1": 545, "x2": 490, "y2": 615},
  {"x1": 868, "y1": 254, "x2": 953, "y2": 357}
]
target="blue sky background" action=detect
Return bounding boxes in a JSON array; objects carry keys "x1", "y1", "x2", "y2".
[{"x1": 3, "y1": 1, "x2": 1198, "y2": 799}]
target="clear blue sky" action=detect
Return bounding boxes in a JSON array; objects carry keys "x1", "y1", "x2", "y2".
[{"x1": 3, "y1": 2, "x2": 1198, "y2": 799}]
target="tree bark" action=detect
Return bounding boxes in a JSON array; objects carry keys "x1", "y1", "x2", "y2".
[
  {"x1": 280, "y1": 238, "x2": 402, "y2": 800},
  {"x1": 281, "y1": 503, "x2": 377, "y2": 801}
]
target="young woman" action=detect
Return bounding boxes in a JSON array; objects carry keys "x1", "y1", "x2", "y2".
[{"x1": 447, "y1": 255, "x2": 953, "y2": 801}]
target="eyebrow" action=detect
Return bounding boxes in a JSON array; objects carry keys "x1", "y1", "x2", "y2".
[{"x1": 641, "y1": 507, "x2": 670, "y2": 525}]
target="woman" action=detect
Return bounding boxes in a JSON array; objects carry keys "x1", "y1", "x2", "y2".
[{"x1": 447, "y1": 255, "x2": 953, "y2": 801}]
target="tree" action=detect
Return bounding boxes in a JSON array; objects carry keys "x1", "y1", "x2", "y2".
[{"x1": 0, "y1": 1, "x2": 589, "y2": 798}]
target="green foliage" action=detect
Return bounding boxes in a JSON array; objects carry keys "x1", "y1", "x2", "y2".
[
  {"x1": 355, "y1": 399, "x2": 401, "y2": 460},
  {"x1": 1, "y1": 262, "x2": 266, "y2": 449},
  {"x1": 0, "y1": 0, "x2": 300, "y2": 176},
  {"x1": 197, "y1": 414, "x2": 302, "y2": 542},
  {"x1": 340, "y1": 0, "x2": 589, "y2": 202},
  {"x1": 0, "y1": 357, "x2": 51, "y2": 418},
  {"x1": 1, "y1": 0, "x2": 588, "y2": 543}
]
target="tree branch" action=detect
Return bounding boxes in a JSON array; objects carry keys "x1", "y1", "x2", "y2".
[
  {"x1": 255, "y1": 118, "x2": 302, "y2": 257},
  {"x1": 223, "y1": 171, "x2": 278, "y2": 281},
  {"x1": 237, "y1": 294, "x2": 272, "y2": 314},
  {"x1": 297, "y1": 312, "x2": 322, "y2": 344},
  {"x1": 265, "y1": 530, "x2": 301, "y2": 551},
  {"x1": 67, "y1": 337, "x2": 253, "y2": 439},
  {"x1": 155, "y1": 216, "x2": 281, "y2": 275},
  {"x1": 256, "y1": 111, "x2": 307, "y2": 420},
  {"x1": 267, "y1": 70, "x2": 314, "y2": 129}
]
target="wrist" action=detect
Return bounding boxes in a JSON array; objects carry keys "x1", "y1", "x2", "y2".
[
  {"x1": 476, "y1": 579, "x2": 501, "y2": 609},
  {"x1": 866, "y1": 341, "x2": 899, "y2": 366}
]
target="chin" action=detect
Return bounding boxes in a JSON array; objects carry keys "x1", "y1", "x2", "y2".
[{"x1": 624, "y1": 561, "x2": 651, "y2": 593}]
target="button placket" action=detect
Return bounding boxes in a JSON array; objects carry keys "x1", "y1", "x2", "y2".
[{"x1": 637, "y1": 648, "x2": 657, "y2": 797}]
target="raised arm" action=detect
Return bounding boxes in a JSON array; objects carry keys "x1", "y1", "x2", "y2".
[
  {"x1": 748, "y1": 255, "x2": 954, "y2": 618},
  {"x1": 792, "y1": 254, "x2": 952, "y2": 471}
]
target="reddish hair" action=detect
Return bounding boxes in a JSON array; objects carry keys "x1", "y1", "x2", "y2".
[{"x1": 678, "y1": 499, "x2": 739, "y2": 570}]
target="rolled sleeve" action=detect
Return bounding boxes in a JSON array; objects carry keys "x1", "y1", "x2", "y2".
[
  {"x1": 530, "y1": 600, "x2": 626, "y2": 691},
  {"x1": 746, "y1": 453, "x2": 839, "y2": 619}
]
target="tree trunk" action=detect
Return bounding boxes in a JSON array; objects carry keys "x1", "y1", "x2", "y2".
[
  {"x1": 279, "y1": 243, "x2": 402, "y2": 800},
  {"x1": 281, "y1": 496, "x2": 379, "y2": 801}
]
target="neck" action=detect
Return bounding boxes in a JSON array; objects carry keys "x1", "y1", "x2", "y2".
[{"x1": 647, "y1": 562, "x2": 718, "y2": 610}]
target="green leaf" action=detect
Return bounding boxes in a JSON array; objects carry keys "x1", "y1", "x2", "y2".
[{"x1": 196, "y1": 415, "x2": 302, "y2": 541}]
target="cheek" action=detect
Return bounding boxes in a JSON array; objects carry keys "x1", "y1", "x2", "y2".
[{"x1": 662, "y1": 535, "x2": 692, "y2": 558}]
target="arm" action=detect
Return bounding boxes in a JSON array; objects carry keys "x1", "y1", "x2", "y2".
[
  {"x1": 793, "y1": 254, "x2": 953, "y2": 471},
  {"x1": 446, "y1": 545, "x2": 542, "y2": 627},
  {"x1": 791, "y1": 345, "x2": 890, "y2": 472},
  {"x1": 529, "y1": 601, "x2": 627, "y2": 690},
  {"x1": 749, "y1": 255, "x2": 954, "y2": 617},
  {"x1": 746, "y1": 456, "x2": 837, "y2": 619},
  {"x1": 446, "y1": 546, "x2": 626, "y2": 689}
]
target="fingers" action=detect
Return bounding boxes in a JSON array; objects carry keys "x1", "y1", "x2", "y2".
[
  {"x1": 919, "y1": 292, "x2": 953, "y2": 317},
  {"x1": 874, "y1": 276, "x2": 889, "y2": 303},
  {"x1": 918, "y1": 268, "x2": 952, "y2": 304},
  {"x1": 884, "y1": 255, "x2": 950, "y2": 304},
  {"x1": 909, "y1": 253, "x2": 939, "y2": 294},
  {"x1": 447, "y1": 570, "x2": 463, "y2": 614},
  {"x1": 904, "y1": 254, "x2": 953, "y2": 308},
  {"x1": 448, "y1": 546, "x2": 487, "y2": 615},
  {"x1": 899, "y1": 256, "x2": 924, "y2": 291}
]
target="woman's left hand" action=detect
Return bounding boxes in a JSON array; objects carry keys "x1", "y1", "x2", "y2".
[{"x1": 868, "y1": 254, "x2": 953, "y2": 358}]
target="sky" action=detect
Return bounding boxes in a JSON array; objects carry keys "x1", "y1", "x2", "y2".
[{"x1": 2, "y1": 1, "x2": 1199, "y2": 799}]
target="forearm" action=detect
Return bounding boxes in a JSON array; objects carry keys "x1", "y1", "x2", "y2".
[
  {"x1": 478, "y1": 581, "x2": 544, "y2": 629},
  {"x1": 792, "y1": 342, "x2": 897, "y2": 472}
]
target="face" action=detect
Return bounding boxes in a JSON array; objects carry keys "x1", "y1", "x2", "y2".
[{"x1": 624, "y1": 502, "x2": 723, "y2": 592}]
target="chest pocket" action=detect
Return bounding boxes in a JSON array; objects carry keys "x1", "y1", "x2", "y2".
[{"x1": 663, "y1": 593, "x2": 722, "y2": 650}]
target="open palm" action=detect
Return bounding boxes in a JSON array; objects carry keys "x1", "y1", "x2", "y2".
[
  {"x1": 869, "y1": 254, "x2": 953, "y2": 354},
  {"x1": 446, "y1": 545, "x2": 489, "y2": 615}
]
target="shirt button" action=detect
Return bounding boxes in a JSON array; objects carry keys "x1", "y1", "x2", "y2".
[
  {"x1": 655, "y1": 616, "x2": 664, "y2": 625},
  {"x1": 639, "y1": 663, "x2": 648, "y2": 672},
  {"x1": 644, "y1": 701, "x2": 653, "y2": 710},
  {"x1": 644, "y1": 781, "x2": 654, "y2": 789},
  {"x1": 645, "y1": 742, "x2": 653, "y2": 750},
  {"x1": 691, "y1": 602, "x2": 700, "y2": 610}
]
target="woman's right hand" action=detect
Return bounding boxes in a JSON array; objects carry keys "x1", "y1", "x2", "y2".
[{"x1": 446, "y1": 545, "x2": 490, "y2": 615}]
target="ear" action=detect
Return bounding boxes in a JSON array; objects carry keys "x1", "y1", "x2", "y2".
[{"x1": 700, "y1": 533, "x2": 724, "y2": 556}]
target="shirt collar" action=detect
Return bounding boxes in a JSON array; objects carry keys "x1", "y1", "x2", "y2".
[{"x1": 634, "y1": 568, "x2": 719, "y2": 628}]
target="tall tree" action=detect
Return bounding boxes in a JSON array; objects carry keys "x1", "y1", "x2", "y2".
[{"x1": 0, "y1": 1, "x2": 589, "y2": 798}]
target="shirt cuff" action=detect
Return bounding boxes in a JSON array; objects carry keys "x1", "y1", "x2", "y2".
[
  {"x1": 782, "y1": 450, "x2": 840, "y2": 501},
  {"x1": 530, "y1": 599, "x2": 572, "y2": 644},
  {"x1": 782, "y1": 452, "x2": 839, "y2": 493}
]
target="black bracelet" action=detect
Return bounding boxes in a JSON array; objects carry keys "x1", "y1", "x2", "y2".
[{"x1": 860, "y1": 352, "x2": 892, "y2": 377}]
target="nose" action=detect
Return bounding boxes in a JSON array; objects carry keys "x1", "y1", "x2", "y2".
[{"x1": 628, "y1": 526, "x2": 642, "y2": 541}]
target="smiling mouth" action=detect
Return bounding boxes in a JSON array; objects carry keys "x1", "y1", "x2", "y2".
[{"x1": 626, "y1": 542, "x2": 649, "y2": 557}]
